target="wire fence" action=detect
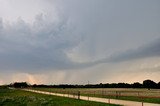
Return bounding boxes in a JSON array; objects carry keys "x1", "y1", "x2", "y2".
[
  {"x1": 44, "y1": 88, "x2": 160, "y2": 98},
  {"x1": 24, "y1": 88, "x2": 160, "y2": 106}
]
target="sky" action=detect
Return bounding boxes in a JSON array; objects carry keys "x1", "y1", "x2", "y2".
[{"x1": 0, "y1": 0, "x2": 160, "y2": 85}]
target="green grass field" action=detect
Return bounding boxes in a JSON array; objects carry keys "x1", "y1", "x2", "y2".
[
  {"x1": 0, "y1": 87, "x2": 119, "y2": 106},
  {"x1": 31, "y1": 88, "x2": 160, "y2": 104}
]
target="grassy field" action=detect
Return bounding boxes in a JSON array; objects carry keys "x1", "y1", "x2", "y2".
[
  {"x1": 0, "y1": 87, "x2": 119, "y2": 106},
  {"x1": 31, "y1": 88, "x2": 160, "y2": 104}
]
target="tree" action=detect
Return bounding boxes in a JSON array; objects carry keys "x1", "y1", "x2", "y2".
[
  {"x1": 157, "y1": 82, "x2": 160, "y2": 89},
  {"x1": 143, "y1": 80, "x2": 157, "y2": 89},
  {"x1": 12, "y1": 82, "x2": 29, "y2": 88},
  {"x1": 132, "y1": 82, "x2": 142, "y2": 88}
]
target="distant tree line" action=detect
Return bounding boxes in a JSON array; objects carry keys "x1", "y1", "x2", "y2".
[
  {"x1": 9, "y1": 82, "x2": 30, "y2": 88},
  {"x1": 8, "y1": 79, "x2": 160, "y2": 89}
]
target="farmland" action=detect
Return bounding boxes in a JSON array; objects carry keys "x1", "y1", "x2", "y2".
[
  {"x1": 31, "y1": 88, "x2": 160, "y2": 104},
  {"x1": 0, "y1": 87, "x2": 119, "y2": 106}
]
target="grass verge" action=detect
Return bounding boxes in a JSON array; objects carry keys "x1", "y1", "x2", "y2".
[{"x1": 0, "y1": 88, "x2": 119, "y2": 106}]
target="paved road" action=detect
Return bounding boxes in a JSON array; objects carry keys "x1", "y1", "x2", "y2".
[{"x1": 23, "y1": 89, "x2": 160, "y2": 106}]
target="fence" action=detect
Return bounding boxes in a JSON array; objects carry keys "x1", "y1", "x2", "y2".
[
  {"x1": 24, "y1": 88, "x2": 160, "y2": 106},
  {"x1": 48, "y1": 88, "x2": 160, "y2": 105}
]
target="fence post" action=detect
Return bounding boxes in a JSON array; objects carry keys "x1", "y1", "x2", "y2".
[
  {"x1": 108, "y1": 99, "x2": 110, "y2": 104},
  {"x1": 73, "y1": 92, "x2": 75, "y2": 98},
  {"x1": 138, "y1": 92, "x2": 140, "y2": 97},
  {"x1": 78, "y1": 91, "x2": 80, "y2": 99},
  {"x1": 68, "y1": 91, "x2": 69, "y2": 97},
  {"x1": 141, "y1": 97, "x2": 144, "y2": 106},
  {"x1": 102, "y1": 90, "x2": 103, "y2": 97},
  {"x1": 116, "y1": 91, "x2": 118, "y2": 98},
  {"x1": 88, "y1": 94, "x2": 89, "y2": 100}
]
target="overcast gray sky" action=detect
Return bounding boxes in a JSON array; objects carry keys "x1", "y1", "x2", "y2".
[{"x1": 0, "y1": 0, "x2": 160, "y2": 85}]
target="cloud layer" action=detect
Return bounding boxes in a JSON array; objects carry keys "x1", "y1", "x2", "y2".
[
  {"x1": 0, "y1": 0, "x2": 160, "y2": 84},
  {"x1": 0, "y1": 14, "x2": 84, "y2": 71}
]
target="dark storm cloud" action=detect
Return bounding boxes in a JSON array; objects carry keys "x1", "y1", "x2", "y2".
[
  {"x1": 106, "y1": 39, "x2": 160, "y2": 63},
  {"x1": 0, "y1": 14, "x2": 82, "y2": 71},
  {"x1": 0, "y1": 0, "x2": 160, "y2": 84},
  {"x1": 72, "y1": 38, "x2": 160, "y2": 68},
  {"x1": 0, "y1": 0, "x2": 160, "y2": 72}
]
